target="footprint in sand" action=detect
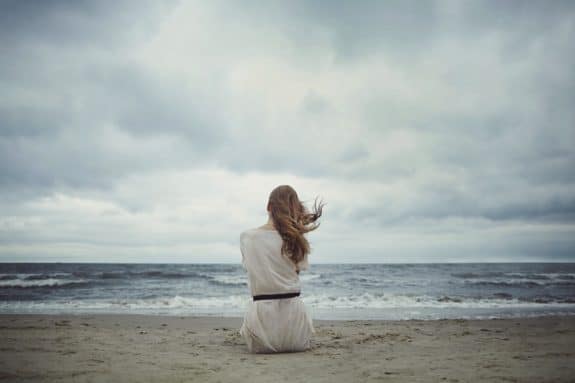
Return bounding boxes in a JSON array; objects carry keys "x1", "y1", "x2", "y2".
[
  {"x1": 356, "y1": 333, "x2": 413, "y2": 344},
  {"x1": 54, "y1": 320, "x2": 71, "y2": 327}
]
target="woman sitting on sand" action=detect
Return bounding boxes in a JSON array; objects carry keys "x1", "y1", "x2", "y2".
[{"x1": 239, "y1": 185, "x2": 325, "y2": 353}]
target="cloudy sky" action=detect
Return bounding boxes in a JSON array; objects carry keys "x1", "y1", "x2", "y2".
[{"x1": 1, "y1": 0, "x2": 574, "y2": 263}]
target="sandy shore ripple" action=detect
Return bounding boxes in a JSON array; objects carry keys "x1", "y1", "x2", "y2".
[{"x1": 1, "y1": 314, "x2": 574, "y2": 382}]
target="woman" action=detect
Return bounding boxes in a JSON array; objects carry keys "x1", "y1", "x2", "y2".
[{"x1": 239, "y1": 185, "x2": 325, "y2": 353}]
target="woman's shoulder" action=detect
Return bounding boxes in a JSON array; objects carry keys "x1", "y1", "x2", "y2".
[
  {"x1": 240, "y1": 228, "x2": 261, "y2": 243},
  {"x1": 240, "y1": 227, "x2": 259, "y2": 238},
  {"x1": 242, "y1": 226, "x2": 280, "y2": 235},
  {"x1": 240, "y1": 227, "x2": 281, "y2": 245}
]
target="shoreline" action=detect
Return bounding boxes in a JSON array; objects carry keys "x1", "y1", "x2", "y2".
[
  {"x1": 2, "y1": 310, "x2": 575, "y2": 321},
  {"x1": 1, "y1": 313, "x2": 574, "y2": 382}
]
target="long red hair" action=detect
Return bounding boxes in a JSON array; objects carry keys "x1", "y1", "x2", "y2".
[{"x1": 267, "y1": 185, "x2": 325, "y2": 265}]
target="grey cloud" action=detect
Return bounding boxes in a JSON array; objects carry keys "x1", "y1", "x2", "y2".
[
  {"x1": 216, "y1": 0, "x2": 575, "y2": 62},
  {"x1": 0, "y1": 1, "x2": 574, "y2": 261},
  {"x1": 346, "y1": 179, "x2": 575, "y2": 225},
  {"x1": 300, "y1": 90, "x2": 330, "y2": 116},
  {"x1": 216, "y1": 0, "x2": 437, "y2": 62},
  {"x1": 0, "y1": 0, "x2": 174, "y2": 48},
  {"x1": 0, "y1": 2, "x2": 228, "y2": 196}
]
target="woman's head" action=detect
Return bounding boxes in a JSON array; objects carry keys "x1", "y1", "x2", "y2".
[{"x1": 266, "y1": 185, "x2": 325, "y2": 266}]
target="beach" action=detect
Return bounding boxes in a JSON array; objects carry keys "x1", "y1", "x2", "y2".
[{"x1": 1, "y1": 314, "x2": 574, "y2": 382}]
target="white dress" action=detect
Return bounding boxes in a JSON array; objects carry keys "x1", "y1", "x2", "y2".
[{"x1": 239, "y1": 227, "x2": 315, "y2": 353}]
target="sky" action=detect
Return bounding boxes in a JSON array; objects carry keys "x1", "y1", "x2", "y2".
[{"x1": 0, "y1": 0, "x2": 574, "y2": 263}]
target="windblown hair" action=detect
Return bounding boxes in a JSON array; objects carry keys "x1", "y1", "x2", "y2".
[{"x1": 267, "y1": 185, "x2": 325, "y2": 266}]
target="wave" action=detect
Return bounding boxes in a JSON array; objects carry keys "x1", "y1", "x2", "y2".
[
  {"x1": 451, "y1": 272, "x2": 506, "y2": 279},
  {"x1": 452, "y1": 272, "x2": 575, "y2": 282},
  {"x1": 208, "y1": 275, "x2": 247, "y2": 287},
  {"x1": 68, "y1": 270, "x2": 215, "y2": 280},
  {"x1": 518, "y1": 296, "x2": 575, "y2": 304},
  {"x1": 300, "y1": 273, "x2": 321, "y2": 282},
  {"x1": 71, "y1": 270, "x2": 217, "y2": 280},
  {"x1": 301, "y1": 293, "x2": 575, "y2": 309},
  {"x1": 2, "y1": 293, "x2": 575, "y2": 319},
  {"x1": 27, "y1": 293, "x2": 575, "y2": 309},
  {"x1": 0, "y1": 278, "x2": 93, "y2": 289},
  {"x1": 0, "y1": 273, "x2": 73, "y2": 281},
  {"x1": 0, "y1": 294, "x2": 251, "y2": 312},
  {"x1": 135, "y1": 271, "x2": 198, "y2": 279},
  {"x1": 464, "y1": 279, "x2": 575, "y2": 288},
  {"x1": 0, "y1": 270, "x2": 255, "y2": 288}
]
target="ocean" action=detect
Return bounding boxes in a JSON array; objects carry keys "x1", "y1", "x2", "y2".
[{"x1": 1, "y1": 263, "x2": 574, "y2": 320}]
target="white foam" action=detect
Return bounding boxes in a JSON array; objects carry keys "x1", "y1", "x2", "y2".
[
  {"x1": 0, "y1": 295, "x2": 250, "y2": 312},
  {"x1": 301, "y1": 293, "x2": 575, "y2": 309},
  {"x1": 210, "y1": 275, "x2": 247, "y2": 286},
  {"x1": 0, "y1": 278, "x2": 88, "y2": 288},
  {"x1": 299, "y1": 273, "x2": 321, "y2": 282},
  {"x1": 461, "y1": 278, "x2": 574, "y2": 286},
  {"x1": 2, "y1": 292, "x2": 573, "y2": 314}
]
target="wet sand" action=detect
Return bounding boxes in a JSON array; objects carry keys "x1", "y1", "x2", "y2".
[{"x1": 1, "y1": 313, "x2": 574, "y2": 382}]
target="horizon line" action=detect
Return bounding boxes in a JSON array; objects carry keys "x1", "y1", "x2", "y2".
[{"x1": 1, "y1": 261, "x2": 574, "y2": 265}]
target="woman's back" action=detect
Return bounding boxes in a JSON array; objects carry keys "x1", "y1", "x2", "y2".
[
  {"x1": 241, "y1": 227, "x2": 308, "y2": 296},
  {"x1": 239, "y1": 227, "x2": 314, "y2": 353}
]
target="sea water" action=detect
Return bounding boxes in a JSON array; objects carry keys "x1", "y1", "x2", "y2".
[{"x1": 1, "y1": 263, "x2": 574, "y2": 320}]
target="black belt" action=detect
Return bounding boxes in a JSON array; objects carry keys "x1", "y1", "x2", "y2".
[{"x1": 253, "y1": 292, "x2": 300, "y2": 301}]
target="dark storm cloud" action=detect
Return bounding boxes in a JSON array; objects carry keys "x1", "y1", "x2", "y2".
[
  {"x1": 348, "y1": 184, "x2": 575, "y2": 225},
  {"x1": 0, "y1": 77, "x2": 221, "y2": 197},
  {"x1": 231, "y1": 0, "x2": 438, "y2": 61},
  {"x1": 0, "y1": 0, "x2": 172, "y2": 46},
  {"x1": 217, "y1": 0, "x2": 575, "y2": 62},
  {"x1": 315, "y1": 1, "x2": 575, "y2": 224},
  {"x1": 0, "y1": 0, "x2": 228, "y2": 198}
]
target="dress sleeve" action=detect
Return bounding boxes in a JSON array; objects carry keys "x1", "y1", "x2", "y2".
[{"x1": 240, "y1": 232, "x2": 247, "y2": 271}]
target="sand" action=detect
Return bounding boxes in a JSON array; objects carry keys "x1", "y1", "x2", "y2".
[{"x1": 0, "y1": 313, "x2": 574, "y2": 382}]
